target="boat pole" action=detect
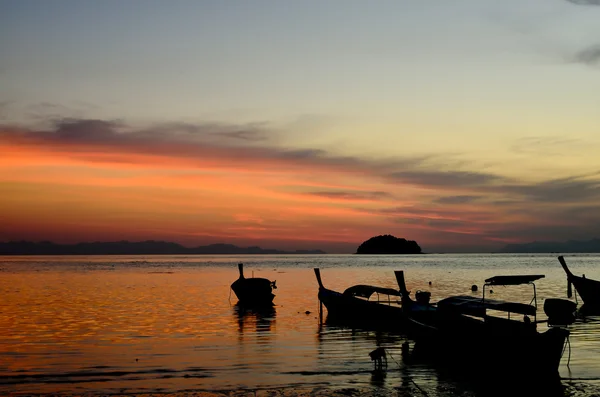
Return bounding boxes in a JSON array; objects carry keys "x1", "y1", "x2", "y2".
[
  {"x1": 314, "y1": 268, "x2": 324, "y2": 324},
  {"x1": 319, "y1": 300, "x2": 323, "y2": 324}
]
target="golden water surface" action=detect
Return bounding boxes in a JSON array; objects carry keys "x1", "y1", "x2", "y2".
[{"x1": 1, "y1": 254, "x2": 600, "y2": 396}]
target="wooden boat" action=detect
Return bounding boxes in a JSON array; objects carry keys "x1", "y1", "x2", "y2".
[
  {"x1": 558, "y1": 255, "x2": 600, "y2": 307},
  {"x1": 314, "y1": 268, "x2": 405, "y2": 330},
  {"x1": 230, "y1": 263, "x2": 276, "y2": 306},
  {"x1": 395, "y1": 271, "x2": 574, "y2": 378}
]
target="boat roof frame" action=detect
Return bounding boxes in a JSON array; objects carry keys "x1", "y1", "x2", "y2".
[
  {"x1": 484, "y1": 275, "x2": 545, "y2": 286},
  {"x1": 343, "y1": 284, "x2": 402, "y2": 299},
  {"x1": 437, "y1": 295, "x2": 538, "y2": 317},
  {"x1": 482, "y1": 275, "x2": 542, "y2": 321}
]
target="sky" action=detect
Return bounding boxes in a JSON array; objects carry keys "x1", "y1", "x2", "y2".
[{"x1": 1, "y1": 0, "x2": 600, "y2": 253}]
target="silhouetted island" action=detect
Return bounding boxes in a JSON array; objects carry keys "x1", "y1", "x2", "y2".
[
  {"x1": 0, "y1": 241, "x2": 327, "y2": 255},
  {"x1": 499, "y1": 238, "x2": 600, "y2": 253},
  {"x1": 355, "y1": 235, "x2": 422, "y2": 254}
]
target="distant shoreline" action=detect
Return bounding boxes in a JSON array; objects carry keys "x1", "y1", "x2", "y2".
[
  {"x1": 0, "y1": 241, "x2": 327, "y2": 256},
  {"x1": 3, "y1": 239, "x2": 600, "y2": 255},
  {"x1": 3, "y1": 251, "x2": 600, "y2": 256},
  {"x1": 0, "y1": 253, "x2": 329, "y2": 256}
]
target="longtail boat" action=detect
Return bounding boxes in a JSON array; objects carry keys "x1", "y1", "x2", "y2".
[
  {"x1": 314, "y1": 268, "x2": 405, "y2": 330},
  {"x1": 558, "y1": 255, "x2": 600, "y2": 307},
  {"x1": 395, "y1": 270, "x2": 575, "y2": 378},
  {"x1": 231, "y1": 263, "x2": 276, "y2": 305}
]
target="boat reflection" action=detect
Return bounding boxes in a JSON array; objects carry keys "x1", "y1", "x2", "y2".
[
  {"x1": 315, "y1": 321, "x2": 570, "y2": 397},
  {"x1": 316, "y1": 321, "x2": 406, "y2": 349},
  {"x1": 233, "y1": 303, "x2": 276, "y2": 337}
]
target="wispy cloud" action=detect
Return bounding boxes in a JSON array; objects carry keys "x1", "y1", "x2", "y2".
[
  {"x1": 510, "y1": 136, "x2": 591, "y2": 156},
  {"x1": 573, "y1": 44, "x2": 600, "y2": 67},
  {"x1": 491, "y1": 0, "x2": 600, "y2": 70},
  {"x1": 4, "y1": 118, "x2": 600, "y2": 203},
  {"x1": 0, "y1": 117, "x2": 428, "y2": 174},
  {"x1": 305, "y1": 190, "x2": 394, "y2": 202},
  {"x1": 212, "y1": 128, "x2": 268, "y2": 142},
  {"x1": 563, "y1": 0, "x2": 600, "y2": 67},
  {"x1": 565, "y1": 0, "x2": 600, "y2": 5},
  {"x1": 3, "y1": 116, "x2": 600, "y2": 251},
  {"x1": 388, "y1": 170, "x2": 506, "y2": 188},
  {"x1": 433, "y1": 195, "x2": 481, "y2": 205},
  {"x1": 496, "y1": 174, "x2": 600, "y2": 203}
]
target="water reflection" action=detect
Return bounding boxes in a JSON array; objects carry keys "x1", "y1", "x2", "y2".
[
  {"x1": 316, "y1": 319, "x2": 574, "y2": 397},
  {"x1": 3, "y1": 256, "x2": 600, "y2": 396},
  {"x1": 315, "y1": 322, "x2": 407, "y2": 386},
  {"x1": 233, "y1": 303, "x2": 276, "y2": 337}
]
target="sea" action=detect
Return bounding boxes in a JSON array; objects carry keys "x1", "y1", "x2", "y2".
[{"x1": 1, "y1": 253, "x2": 600, "y2": 397}]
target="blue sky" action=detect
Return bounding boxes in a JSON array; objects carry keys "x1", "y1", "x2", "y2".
[{"x1": 3, "y1": 0, "x2": 599, "y2": 124}]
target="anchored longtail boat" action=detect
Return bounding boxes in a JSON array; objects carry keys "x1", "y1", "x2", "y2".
[
  {"x1": 314, "y1": 268, "x2": 405, "y2": 330},
  {"x1": 231, "y1": 263, "x2": 276, "y2": 306}
]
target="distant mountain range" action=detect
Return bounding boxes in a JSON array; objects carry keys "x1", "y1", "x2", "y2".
[
  {"x1": 499, "y1": 238, "x2": 600, "y2": 253},
  {"x1": 0, "y1": 241, "x2": 327, "y2": 255}
]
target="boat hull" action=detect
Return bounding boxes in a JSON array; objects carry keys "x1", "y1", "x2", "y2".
[
  {"x1": 318, "y1": 288, "x2": 405, "y2": 331},
  {"x1": 231, "y1": 278, "x2": 275, "y2": 306},
  {"x1": 404, "y1": 309, "x2": 569, "y2": 377}
]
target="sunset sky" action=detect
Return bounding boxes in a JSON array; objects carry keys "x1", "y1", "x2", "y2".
[{"x1": 1, "y1": 0, "x2": 600, "y2": 253}]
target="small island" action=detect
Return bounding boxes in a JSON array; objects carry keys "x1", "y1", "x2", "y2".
[{"x1": 356, "y1": 234, "x2": 422, "y2": 254}]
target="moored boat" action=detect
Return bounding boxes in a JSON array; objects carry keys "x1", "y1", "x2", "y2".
[
  {"x1": 558, "y1": 255, "x2": 600, "y2": 308},
  {"x1": 395, "y1": 271, "x2": 575, "y2": 378},
  {"x1": 231, "y1": 263, "x2": 276, "y2": 306},
  {"x1": 314, "y1": 268, "x2": 405, "y2": 330}
]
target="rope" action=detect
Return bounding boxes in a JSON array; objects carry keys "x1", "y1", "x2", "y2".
[
  {"x1": 567, "y1": 335, "x2": 571, "y2": 367},
  {"x1": 387, "y1": 350, "x2": 429, "y2": 397},
  {"x1": 560, "y1": 334, "x2": 572, "y2": 368}
]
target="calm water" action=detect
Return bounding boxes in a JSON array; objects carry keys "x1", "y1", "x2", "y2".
[{"x1": 1, "y1": 253, "x2": 600, "y2": 396}]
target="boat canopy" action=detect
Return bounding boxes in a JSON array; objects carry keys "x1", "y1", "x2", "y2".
[
  {"x1": 437, "y1": 295, "x2": 537, "y2": 317},
  {"x1": 484, "y1": 275, "x2": 544, "y2": 286},
  {"x1": 343, "y1": 285, "x2": 402, "y2": 299}
]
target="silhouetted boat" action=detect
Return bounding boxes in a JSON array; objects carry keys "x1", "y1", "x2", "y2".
[
  {"x1": 395, "y1": 271, "x2": 574, "y2": 378},
  {"x1": 230, "y1": 263, "x2": 276, "y2": 305},
  {"x1": 558, "y1": 255, "x2": 600, "y2": 307},
  {"x1": 314, "y1": 268, "x2": 404, "y2": 330}
]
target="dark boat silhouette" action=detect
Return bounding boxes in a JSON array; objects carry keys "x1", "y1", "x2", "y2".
[
  {"x1": 230, "y1": 263, "x2": 276, "y2": 305},
  {"x1": 314, "y1": 268, "x2": 405, "y2": 330},
  {"x1": 395, "y1": 270, "x2": 574, "y2": 378},
  {"x1": 558, "y1": 255, "x2": 600, "y2": 308}
]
